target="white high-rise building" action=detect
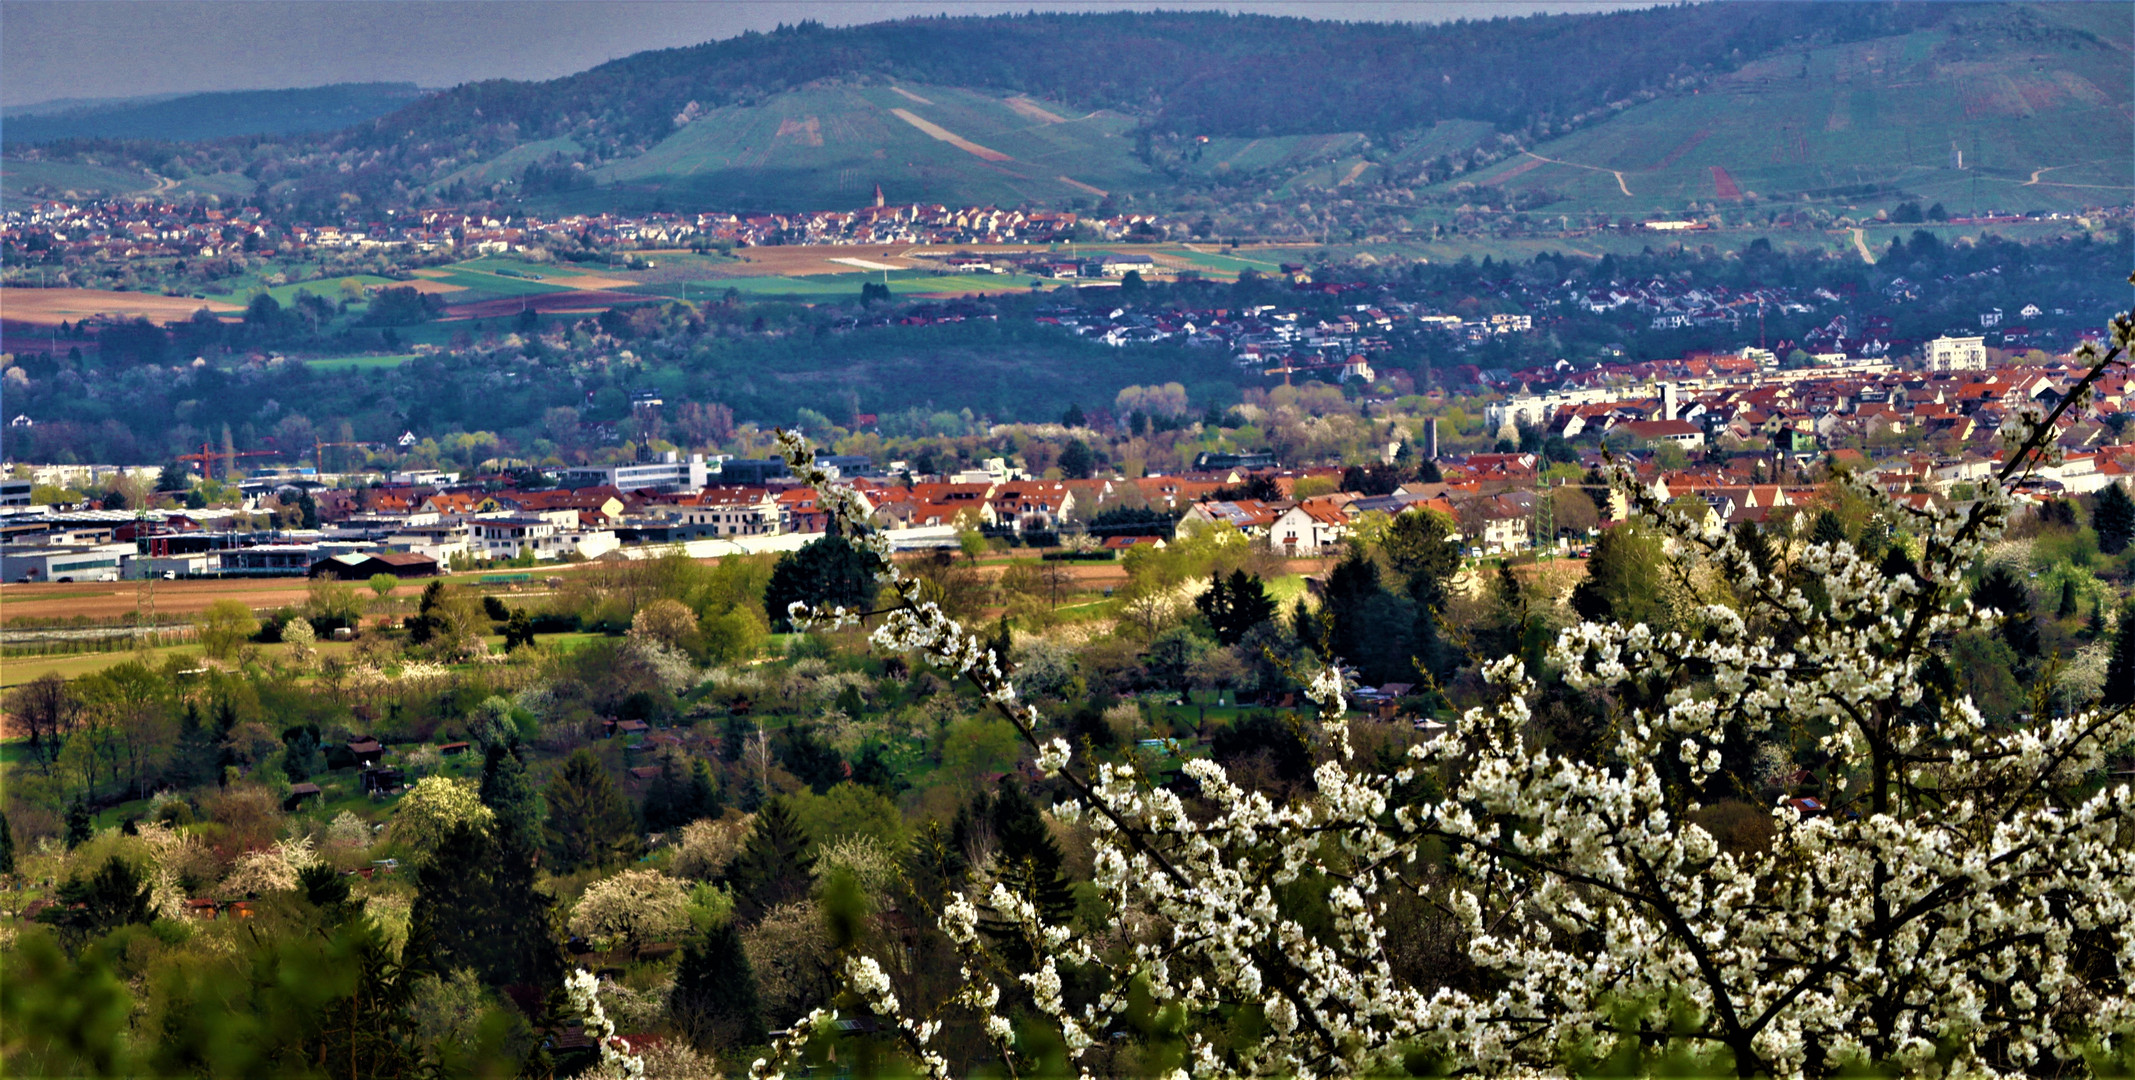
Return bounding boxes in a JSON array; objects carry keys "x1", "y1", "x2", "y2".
[{"x1": 1926, "y1": 335, "x2": 1988, "y2": 373}]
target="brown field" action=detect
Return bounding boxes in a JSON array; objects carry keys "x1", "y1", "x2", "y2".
[
  {"x1": 1005, "y1": 96, "x2": 1068, "y2": 124},
  {"x1": 397, "y1": 279, "x2": 466, "y2": 294},
  {"x1": 546, "y1": 271, "x2": 640, "y2": 291},
  {"x1": 2, "y1": 577, "x2": 358, "y2": 625},
  {"x1": 0, "y1": 288, "x2": 240, "y2": 326}
]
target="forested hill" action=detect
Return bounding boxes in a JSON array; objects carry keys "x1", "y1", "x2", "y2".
[
  {"x1": 7, "y1": 3, "x2": 2123, "y2": 216},
  {"x1": 1, "y1": 83, "x2": 425, "y2": 145},
  {"x1": 358, "y1": 4, "x2": 1944, "y2": 149}
]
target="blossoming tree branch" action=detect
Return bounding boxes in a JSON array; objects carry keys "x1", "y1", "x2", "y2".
[{"x1": 746, "y1": 287, "x2": 2135, "y2": 1079}]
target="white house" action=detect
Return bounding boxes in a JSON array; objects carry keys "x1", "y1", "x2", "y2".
[
  {"x1": 1270, "y1": 497, "x2": 1351, "y2": 555},
  {"x1": 470, "y1": 510, "x2": 618, "y2": 560}
]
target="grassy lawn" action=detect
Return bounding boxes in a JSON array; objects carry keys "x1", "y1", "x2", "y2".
[
  {"x1": 207, "y1": 275, "x2": 398, "y2": 306},
  {"x1": 0, "y1": 638, "x2": 368, "y2": 688}
]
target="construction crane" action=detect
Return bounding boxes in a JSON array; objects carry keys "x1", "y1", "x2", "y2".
[
  {"x1": 1264, "y1": 362, "x2": 1304, "y2": 386},
  {"x1": 177, "y1": 442, "x2": 278, "y2": 483},
  {"x1": 313, "y1": 439, "x2": 369, "y2": 474}
]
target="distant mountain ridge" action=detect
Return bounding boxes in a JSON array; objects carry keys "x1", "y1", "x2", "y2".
[
  {"x1": 3, "y1": 4, "x2": 2127, "y2": 219},
  {"x1": 1, "y1": 83, "x2": 426, "y2": 145}
]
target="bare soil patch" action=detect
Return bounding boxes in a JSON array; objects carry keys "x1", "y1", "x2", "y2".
[
  {"x1": 0, "y1": 288, "x2": 239, "y2": 326},
  {"x1": 1004, "y1": 97, "x2": 1067, "y2": 124},
  {"x1": 396, "y1": 279, "x2": 467, "y2": 294},
  {"x1": 889, "y1": 108, "x2": 1013, "y2": 162}
]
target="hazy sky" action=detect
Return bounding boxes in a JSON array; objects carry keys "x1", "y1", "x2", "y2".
[{"x1": 1, "y1": 0, "x2": 1639, "y2": 108}]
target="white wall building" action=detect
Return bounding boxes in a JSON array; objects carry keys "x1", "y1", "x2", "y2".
[
  {"x1": 1926, "y1": 335, "x2": 1988, "y2": 373},
  {"x1": 2, "y1": 543, "x2": 135, "y2": 582}
]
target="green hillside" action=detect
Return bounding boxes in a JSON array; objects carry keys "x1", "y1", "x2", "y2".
[
  {"x1": 559, "y1": 84, "x2": 1146, "y2": 211},
  {"x1": 1, "y1": 5, "x2": 2124, "y2": 222},
  {"x1": 0, "y1": 159, "x2": 158, "y2": 199},
  {"x1": 1445, "y1": 15, "x2": 2132, "y2": 216},
  {"x1": 1, "y1": 83, "x2": 424, "y2": 145}
]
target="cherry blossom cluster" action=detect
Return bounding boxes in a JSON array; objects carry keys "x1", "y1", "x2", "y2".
[
  {"x1": 754, "y1": 298, "x2": 2135, "y2": 1079},
  {"x1": 564, "y1": 967, "x2": 645, "y2": 1080}
]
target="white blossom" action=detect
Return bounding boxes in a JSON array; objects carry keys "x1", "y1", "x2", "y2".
[{"x1": 755, "y1": 355, "x2": 2135, "y2": 1080}]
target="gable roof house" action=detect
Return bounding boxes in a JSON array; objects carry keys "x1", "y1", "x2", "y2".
[
  {"x1": 1181, "y1": 499, "x2": 1286, "y2": 536},
  {"x1": 1270, "y1": 497, "x2": 1352, "y2": 555}
]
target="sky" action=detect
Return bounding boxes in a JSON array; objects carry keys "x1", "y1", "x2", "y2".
[{"x1": 0, "y1": 0, "x2": 1639, "y2": 108}]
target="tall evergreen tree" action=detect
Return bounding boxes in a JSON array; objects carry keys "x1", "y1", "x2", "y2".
[
  {"x1": 778, "y1": 726, "x2": 847, "y2": 795},
  {"x1": 2107, "y1": 606, "x2": 2135, "y2": 709},
  {"x1": 64, "y1": 802, "x2": 92, "y2": 849},
  {"x1": 406, "y1": 820, "x2": 557, "y2": 990},
  {"x1": 1810, "y1": 510, "x2": 1848, "y2": 548},
  {"x1": 979, "y1": 782, "x2": 1078, "y2": 967},
  {"x1": 1385, "y1": 509, "x2": 1462, "y2": 608},
  {"x1": 1974, "y1": 563, "x2": 2041, "y2": 661},
  {"x1": 1058, "y1": 438, "x2": 1096, "y2": 479},
  {"x1": 543, "y1": 749, "x2": 639, "y2": 873},
  {"x1": 39, "y1": 856, "x2": 152, "y2": 942},
  {"x1": 171, "y1": 702, "x2": 220, "y2": 790},
  {"x1": 1196, "y1": 569, "x2": 1278, "y2": 646},
  {"x1": 0, "y1": 810, "x2": 15, "y2": 876},
  {"x1": 904, "y1": 819, "x2": 969, "y2": 913},
  {"x1": 481, "y1": 741, "x2": 543, "y2": 847},
  {"x1": 642, "y1": 754, "x2": 723, "y2": 832},
  {"x1": 669, "y1": 920, "x2": 767, "y2": 1051},
  {"x1": 728, "y1": 799, "x2": 815, "y2": 923},
  {"x1": 2097, "y1": 482, "x2": 2135, "y2": 555},
  {"x1": 1321, "y1": 547, "x2": 1418, "y2": 686}
]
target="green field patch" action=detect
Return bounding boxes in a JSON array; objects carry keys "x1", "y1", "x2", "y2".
[
  {"x1": 172, "y1": 171, "x2": 259, "y2": 198},
  {"x1": 305, "y1": 353, "x2": 415, "y2": 371},
  {"x1": 451, "y1": 255, "x2": 612, "y2": 282},
  {"x1": 0, "y1": 159, "x2": 157, "y2": 198},
  {"x1": 424, "y1": 268, "x2": 575, "y2": 297},
  {"x1": 210, "y1": 275, "x2": 398, "y2": 306}
]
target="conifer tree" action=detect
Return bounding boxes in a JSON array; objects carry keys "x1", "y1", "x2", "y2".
[
  {"x1": 642, "y1": 754, "x2": 721, "y2": 832},
  {"x1": 1196, "y1": 569, "x2": 1278, "y2": 646},
  {"x1": 1974, "y1": 562, "x2": 2041, "y2": 661},
  {"x1": 407, "y1": 819, "x2": 558, "y2": 990},
  {"x1": 1810, "y1": 509, "x2": 1848, "y2": 548},
  {"x1": 171, "y1": 703, "x2": 220, "y2": 790},
  {"x1": 988, "y1": 782, "x2": 1076, "y2": 924},
  {"x1": 64, "y1": 802, "x2": 92, "y2": 849},
  {"x1": 481, "y1": 741, "x2": 543, "y2": 849},
  {"x1": 39, "y1": 856, "x2": 152, "y2": 942},
  {"x1": 0, "y1": 810, "x2": 15, "y2": 877},
  {"x1": 669, "y1": 920, "x2": 766, "y2": 1051},
  {"x1": 542, "y1": 749, "x2": 638, "y2": 873},
  {"x1": 728, "y1": 798, "x2": 815, "y2": 923},
  {"x1": 2097, "y1": 481, "x2": 2135, "y2": 555},
  {"x1": 2107, "y1": 606, "x2": 2135, "y2": 708}
]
